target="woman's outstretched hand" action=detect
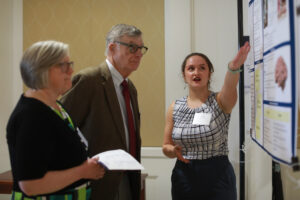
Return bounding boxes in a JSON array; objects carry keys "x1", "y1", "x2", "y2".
[{"x1": 229, "y1": 41, "x2": 250, "y2": 70}]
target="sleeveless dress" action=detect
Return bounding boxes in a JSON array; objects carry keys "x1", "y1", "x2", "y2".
[{"x1": 171, "y1": 92, "x2": 237, "y2": 200}]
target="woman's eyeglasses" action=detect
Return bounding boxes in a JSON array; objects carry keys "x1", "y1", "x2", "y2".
[
  {"x1": 114, "y1": 41, "x2": 148, "y2": 55},
  {"x1": 57, "y1": 61, "x2": 74, "y2": 73}
]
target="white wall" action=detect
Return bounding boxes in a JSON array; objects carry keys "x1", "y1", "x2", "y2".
[
  {"x1": 0, "y1": 0, "x2": 23, "y2": 199},
  {"x1": 141, "y1": 148, "x2": 175, "y2": 200},
  {"x1": 165, "y1": 0, "x2": 191, "y2": 106}
]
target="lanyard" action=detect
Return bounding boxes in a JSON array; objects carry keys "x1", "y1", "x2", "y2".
[
  {"x1": 51, "y1": 103, "x2": 88, "y2": 149},
  {"x1": 51, "y1": 103, "x2": 75, "y2": 131}
]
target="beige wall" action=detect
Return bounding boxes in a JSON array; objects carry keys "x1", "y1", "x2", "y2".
[
  {"x1": 23, "y1": 0, "x2": 165, "y2": 146},
  {"x1": 0, "y1": 0, "x2": 14, "y2": 173}
]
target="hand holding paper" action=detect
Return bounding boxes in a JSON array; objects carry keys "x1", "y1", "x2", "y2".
[{"x1": 93, "y1": 149, "x2": 144, "y2": 170}]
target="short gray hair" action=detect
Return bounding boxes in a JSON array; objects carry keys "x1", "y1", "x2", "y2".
[
  {"x1": 20, "y1": 40, "x2": 69, "y2": 89},
  {"x1": 105, "y1": 24, "x2": 142, "y2": 56}
]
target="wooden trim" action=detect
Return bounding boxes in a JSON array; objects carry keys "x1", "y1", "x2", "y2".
[{"x1": 0, "y1": 170, "x2": 13, "y2": 194}]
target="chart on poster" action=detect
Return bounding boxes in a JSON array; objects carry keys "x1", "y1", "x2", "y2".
[{"x1": 246, "y1": 0, "x2": 298, "y2": 165}]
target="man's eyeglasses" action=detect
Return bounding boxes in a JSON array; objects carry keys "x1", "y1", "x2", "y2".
[
  {"x1": 114, "y1": 41, "x2": 148, "y2": 55},
  {"x1": 57, "y1": 61, "x2": 74, "y2": 73}
]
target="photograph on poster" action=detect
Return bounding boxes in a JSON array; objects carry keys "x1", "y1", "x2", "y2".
[
  {"x1": 274, "y1": 56, "x2": 288, "y2": 91},
  {"x1": 264, "y1": 0, "x2": 290, "y2": 51},
  {"x1": 277, "y1": 0, "x2": 287, "y2": 19},
  {"x1": 264, "y1": 47, "x2": 291, "y2": 103}
]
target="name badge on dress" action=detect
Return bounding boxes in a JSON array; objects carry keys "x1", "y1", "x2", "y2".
[
  {"x1": 76, "y1": 127, "x2": 88, "y2": 150},
  {"x1": 192, "y1": 112, "x2": 212, "y2": 125}
]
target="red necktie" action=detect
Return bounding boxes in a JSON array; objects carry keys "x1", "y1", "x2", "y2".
[{"x1": 121, "y1": 80, "x2": 136, "y2": 158}]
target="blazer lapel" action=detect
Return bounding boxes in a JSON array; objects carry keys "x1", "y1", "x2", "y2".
[{"x1": 99, "y1": 63, "x2": 127, "y2": 146}]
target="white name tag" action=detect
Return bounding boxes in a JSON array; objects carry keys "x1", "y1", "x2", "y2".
[
  {"x1": 192, "y1": 112, "x2": 212, "y2": 125},
  {"x1": 76, "y1": 127, "x2": 88, "y2": 150}
]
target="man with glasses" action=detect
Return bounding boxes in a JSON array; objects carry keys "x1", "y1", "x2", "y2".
[{"x1": 60, "y1": 24, "x2": 147, "y2": 200}]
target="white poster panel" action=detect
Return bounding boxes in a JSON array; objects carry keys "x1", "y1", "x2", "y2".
[{"x1": 248, "y1": 0, "x2": 297, "y2": 165}]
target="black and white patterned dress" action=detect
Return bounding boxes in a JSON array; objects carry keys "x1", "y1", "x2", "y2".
[
  {"x1": 172, "y1": 92, "x2": 230, "y2": 160},
  {"x1": 170, "y1": 92, "x2": 237, "y2": 200}
]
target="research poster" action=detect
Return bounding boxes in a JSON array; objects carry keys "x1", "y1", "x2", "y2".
[{"x1": 247, "y1": 0, "x2": 297, "y2": 164}]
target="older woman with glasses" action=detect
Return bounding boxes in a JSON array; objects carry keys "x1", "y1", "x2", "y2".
[{"x1": 6, "y1": 40, "x2": 105, "y2": 200}]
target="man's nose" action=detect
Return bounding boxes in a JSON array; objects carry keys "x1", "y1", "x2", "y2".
[{"x1": 135, "y1": 48, "x2": 143, "y2": 57}]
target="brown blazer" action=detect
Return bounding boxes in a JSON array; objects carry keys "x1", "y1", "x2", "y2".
[{"x1": 60, "y1": 62, "x2": 141, "y2": 200}]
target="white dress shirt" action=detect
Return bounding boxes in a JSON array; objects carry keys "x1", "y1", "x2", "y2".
[
  {"x1": 106, "y1": 59, "x2": 135, "y2": 152},
  {"x1": 106, "y1": 59, "x2": 133, "y2": 200}
]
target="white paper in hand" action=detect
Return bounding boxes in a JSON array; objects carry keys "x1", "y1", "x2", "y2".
[{"x1": 93, "y1": 149, "x2": 144, "y2": 170}]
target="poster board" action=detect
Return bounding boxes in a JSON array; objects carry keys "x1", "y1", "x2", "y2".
[
  {"x1": 246, "y1": 0, "x2": 298, "y2": 165},
  {"x1": 296, "y1": 0, "x2": 300, "y2": 149}
]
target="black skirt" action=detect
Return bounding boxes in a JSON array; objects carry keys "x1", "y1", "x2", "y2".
[{"x1": 171, "y1": 156, "x2": 237, "y2": 200}]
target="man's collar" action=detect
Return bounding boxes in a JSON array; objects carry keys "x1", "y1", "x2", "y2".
[{"x1": 106, "y1": 59, "x2": 127, "y2": 85}]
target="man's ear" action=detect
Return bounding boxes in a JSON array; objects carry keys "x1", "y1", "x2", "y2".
[{"x1": 108, "y1": 43, "x2": 115, "y2": 53}]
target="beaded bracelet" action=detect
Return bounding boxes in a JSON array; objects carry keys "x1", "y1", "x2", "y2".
[{"x1": 227, "y1": 63, "x2": 243, "y2": 74}]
